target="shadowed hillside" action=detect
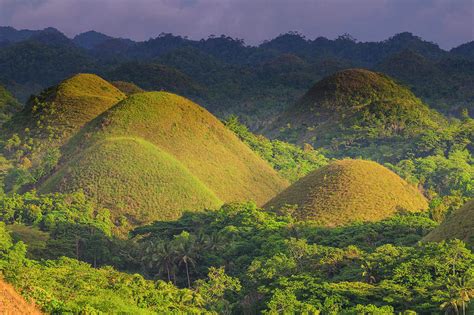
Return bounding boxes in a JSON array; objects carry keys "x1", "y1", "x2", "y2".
[
  {"x1": 265, "y1": 159, "x2": 428, "y2": 226},
  {"x1": 424, "y1": 200, "x2": 474, "y2": 247},
  {"x1": 266, "y1": 68, "x2": 446, "y2": 161}
]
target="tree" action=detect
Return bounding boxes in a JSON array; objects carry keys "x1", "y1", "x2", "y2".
[{"x1": 174, "y1": 231, "x2": 198, "y2": 288}]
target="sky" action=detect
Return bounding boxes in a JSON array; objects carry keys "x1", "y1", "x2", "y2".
[{"x1": 0, "y1": 0, "x2": 472, "y2": 49}]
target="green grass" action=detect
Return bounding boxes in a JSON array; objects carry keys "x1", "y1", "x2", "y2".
[
  {"x1": 268, "y1": 68, "x2": 447, "y2": 160},
  {"x1": 265, "y1": 159, "x2": 428, "y2": 226},
  {"x1": 60, "y1": 91, "x2": 288, "y2": 205},
  {"x1": 40, "y1": 91, "x2": 287, "y2": 225},
  {"x1": 40, "y1": 137, "x2": 222, "y2": 225},
  {"x1": 424, "y1": 200, "x2": 474, "y2": 247}
]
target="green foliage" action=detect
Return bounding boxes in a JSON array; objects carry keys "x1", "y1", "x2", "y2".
[
  {"x1": 0, "y1": 227, "x2": 205, "y2": 313},
  {"x1": 387, "y1": 149, "x2": 474, "y2": 221},
  {"x1": 133, "y1": 203, "x2": 474, "y2": 313},
  {"x1": 0, "y1": 85, "x2": 22, "y2": 125},
  {"x1": 0, "y1": 191, "x2": 135, "y2": 267},
  {"x1": 224, "y1": 115, "x2": 328, "y2": 182}
]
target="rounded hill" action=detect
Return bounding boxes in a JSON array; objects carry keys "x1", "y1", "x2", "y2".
[
  {"x1": 41, "y1": 92, "x2": 288, "y2": 224},
  {"x1": 40, "y1": 137, "x2": 222, "y2": 225},
  {"x1": 5, "y1": 73, "x2": 125, "y2": 146},
  {"x1": 267, "y1": 68, "x2": 445, "y2": 160},
  {"x1": 423, "y1": 200, "x2": 474, "y2": 247},
  {"x1": 265, "y1": 159, "x2": 428, "y2": 226}
]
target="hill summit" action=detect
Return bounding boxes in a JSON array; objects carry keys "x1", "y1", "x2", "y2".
[
  {"x1": 265, "y1": 159, "x2": 428, "y2": 226},
  {"x1": 424, "y1": 200, "x2": 474, "y2": 247},
  {"x1": 5, "y1": 73, "x2": 125, "y2": 148},
  {"x1": 267, "y1": 69, "x2": 445, "y2": 160}
]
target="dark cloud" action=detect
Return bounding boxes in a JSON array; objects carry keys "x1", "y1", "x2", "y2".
[{"x1": 0, "y1": 0, "x2": 472, "y2": 48}]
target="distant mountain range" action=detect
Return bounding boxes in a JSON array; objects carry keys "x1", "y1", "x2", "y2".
[{"x1": 0, "y1": 26, "x2": 473, "y2": 127}]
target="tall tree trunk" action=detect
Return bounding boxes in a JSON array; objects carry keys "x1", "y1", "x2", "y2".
[{"x1": 185, "y1": 261, "x2": 191, "y2": 288}]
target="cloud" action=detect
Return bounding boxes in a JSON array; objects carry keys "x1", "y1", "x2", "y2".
[{"x1": 0, "y1": 0, "x2": 472, "y2": 48}]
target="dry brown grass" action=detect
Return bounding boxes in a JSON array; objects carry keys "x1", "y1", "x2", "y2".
[
  {"x1": 265, "y1": 159, "x2": 428, "y2": 226},
  {"x1": 0, "y1": 279, "x2": 41, "y2": 315}
]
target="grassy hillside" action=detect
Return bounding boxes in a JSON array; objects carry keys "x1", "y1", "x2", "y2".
[
  {"x1": 40, "y1": 91, "x2": 287, "y2": 224},
  {"x1": 424, "y1": 200, "x2": 474, "y2": 247},
  {"x1": 40, "y1": 137, "x2": 222, "y2": 225},
  {"x1": 1, "y1": 74, "x2": 125, "y2": 192},
  {"x1": 265, "y1": 159, "x2": 428, "y2": 226},
  {"x1": 267, "y1": 68, "x2": 447, "y2": 161},
  {"x1": 4, "y1": 73, "x2": 125, "y2": 149}
]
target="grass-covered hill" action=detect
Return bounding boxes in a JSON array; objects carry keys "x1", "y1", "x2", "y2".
[
  {"x1": 424, "y1": 200, "x2": 474, "y2": 247},
  {"x1": 5, "y1": 73, "x2": 125, "y2": 144},
  {"x1": 40, "y1": 137, "x2": 222, "y2": 225},
  {"x1": 2, "y1": 74, "x2": 125, "y2": 172},
  {"x1": 265, "y1": 159, "x2": 428, "y2": 226},
  {"x1": 39, "y1": 91, "x2": 288, "y2": 225},
  {"x1": 0, "y1": 85, "x2": 21, "y2": 124},
  {"x1": 266, "y1": 68, "x2": 446, "y2": 161}
]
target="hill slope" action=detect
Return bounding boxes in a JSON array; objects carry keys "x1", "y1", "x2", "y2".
[
  {"x1": 265, "y1": 159, "x2": 428, "y2": 226},
  {"x1": 423, "y1": 200, "x2": 474, "y2": 247},
  {"x1": 266, "y1": 68, "x2": 446, "y2": 161},
  {"x1": 0, "y1": 279, "x2": 41, "y2": 314},
  {"x1": 40, "y1": 137, "x2": 222, "y2": 225},
  {"x1": 3, "y1": 74, "x2": 125, "y2": 162},
  {"x1": 40, "y1": 92, "x2": 288, "y2": 224}
]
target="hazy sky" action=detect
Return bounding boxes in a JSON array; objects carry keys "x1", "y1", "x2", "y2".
[{"x1": 0, "y1": 0, "x2": 472, "y2": 49}]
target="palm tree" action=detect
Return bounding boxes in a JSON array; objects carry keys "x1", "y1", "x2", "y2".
[
  {"x1": 440, "y1": 274, "x2": 474, "y2": 315},
  {"x1": 143, "y1": 240, "x2": 177, "y2": 282},
  {"x1": 174, "y1": 231, "x2": 199, "y2": 288}
]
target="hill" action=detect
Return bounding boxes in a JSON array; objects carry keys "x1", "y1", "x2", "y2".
[
  {"x1": 265, "y1": 159, "x2": 428, "y2": 226},
  {"x1": 423, "y1": 200, "x2": 474, "y2": 247},
  {"x1": 5, "y1": 73, "x2": 125, "y2": 149},
  {"x1": 0, "y1": 279, "x2": 41, "y2": 314},
  {"x1": 266, "y1": 68, "x2": 446, "y2": 161},
  {"x1": 40, "y1": 92, "x2": 288, "y2": 224},
  {"x1": 40, "y1": 137, "x2": 222, "y2": 225}
]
